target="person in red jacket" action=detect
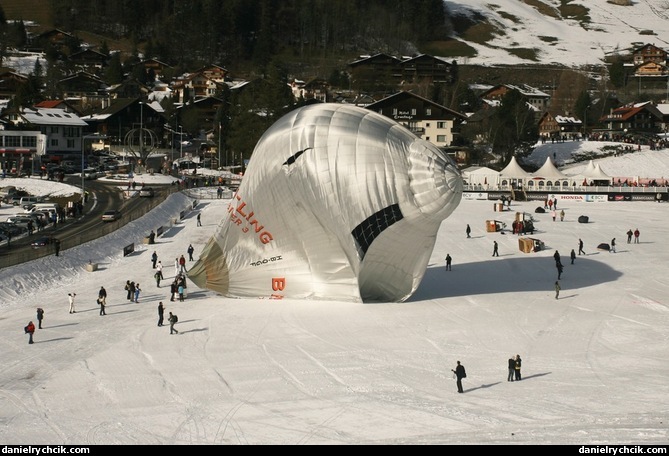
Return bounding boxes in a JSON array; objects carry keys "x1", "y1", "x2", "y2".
[
  {"x1": 179, "y1": 255, "x2": 187, "y2": 273},
  {"x1": 25, "y1": 321, "x2": 36, "y2": 344}
]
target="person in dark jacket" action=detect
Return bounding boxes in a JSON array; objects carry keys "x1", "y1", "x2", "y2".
[
  {"x1": 168, "y1": 312, "x2": 179, "y2": 334},
  {"x1": 514, "y1": 355, "x2": 522, "y2": 381},
  {"x1": 157, "y1": 302, "x2": 165, "y2": 327},
  {"x1": 492, "y1": 241, "x2": 499, "y2": 257},
  {"x1": 570, "y1": 249, "x2": 576, "y2": 265},
  {"x1": 508, "y1": 356, "x2": 516, "y2": 382},
  {"x1": 187, "y1": 244, "x2": 195, "y2": 261},
  {"x1": 452, "y1": 361, "x2": 466, "y2": 393},
  {"x1": 125, "y1": 280, "x2": 132, "y2": 300},
  {"x1": 151, "y1": 251, "x2": 158, "y2": 269},
  {"x1": 466, "y1": 224, "x2": 471, "y2": 238},
  {"x1": 36, "y1": 308, "x2": 44, "y2": 329},
  {"x1": 445, "y1": 254, "x2": 452, "y2": 271}
]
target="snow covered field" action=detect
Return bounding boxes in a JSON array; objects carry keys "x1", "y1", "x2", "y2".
[{"x1": 0, "y1": 142, "x2": 668, "y2": 444}]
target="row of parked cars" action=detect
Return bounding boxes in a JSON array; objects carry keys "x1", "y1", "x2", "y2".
[{"x1": 0, "y1": 197, "x2": 61, "y2": 247}]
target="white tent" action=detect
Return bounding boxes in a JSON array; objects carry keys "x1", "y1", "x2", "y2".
[
  {"x1": 499, "y1": 156, "x2": 532, "y2": 179},
  {"x1": 461, "y1": 166, "x2": 500, "y2": 186},
  {"x1": 499, "y1": 156, "x2": 532, "y2": 188},
  {"x1": 532, "y1": 157, "x2": 568, "y2": 180}
]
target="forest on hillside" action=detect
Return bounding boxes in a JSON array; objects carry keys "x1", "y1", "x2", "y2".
[{"x1": 46, "y1": 0, "x2": 451, "y2": 71}]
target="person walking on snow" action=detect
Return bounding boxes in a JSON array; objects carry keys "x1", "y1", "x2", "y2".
[
  {"x1": 156, "y1": 261, "x2": 164, "y2": 280},
  {"x1": 634, "y1": 228, "x2": 640, "y2": 244},
  {"x1": 179, "y1": 255, "x2": 187, "y2": 273},
  {"x1": 578, "y1": 238, "x2": 585, "y2": 255},
  {"x1": 187, "y1": 244, "x2": 195, "y2": 261},
  {"x1": 174, "y1": 257, "x2": 180, "y2": 277},
  {"x1": 508, "y1": 356, "x2": 515, "y2": 382},
  {"x1": 514, "y1": 355, "x2": 522, "y2": 381},
  {"x1": 452, "y1": 361, "x2": 466, "y2": 393},
  {"x1": 197, "y1": 213, "x2": 202, "y2": 227},
  {"x1": 492, "y1": 241, "x2": 499, "y2": 257},
  {"x1": 570, "y1": 249, "x2": 576, "y2": 265},
  {"x1": 610, "y1": 238, "x2": 616, "y2": 253},
  {"x1": 626, "y1": 229, "x2": 633, "y2": 244},
  {"x1": 168, "y1": 312, "x2": 179, "y2": 334},
  {"x1": 36, "y1": 308, "x2": 44, "y2": 329},
  {"x1": 68, "y1": 293, "x2": 76, "y2": 313},
  {"x1": 151, "y1": 251, "x2": 158, "y2": 269},
  {"x1": 466, "y1": 224, "x2": 471, "y2": 238},
  {"x1": 157, "y1": 302, "x2": 165, "y2": 327},
  {"x1": 445, "y1": 254, "x2": 452, "y2": 271},
  {"x1": 25, "y1": 321, "x2": 35, "y2": 344},
  {"x1": 134, "y1": 283, "x2": 141, "y2": 302},
  {"x1": 555, "y1": 281, "x2": 561, "y2": 299},
  {"x1": 560, "y1": 209, "x2": 565, "y2": 221}
]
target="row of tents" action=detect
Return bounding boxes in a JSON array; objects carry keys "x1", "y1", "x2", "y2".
[{"x1": 462, "y1": 157, "x2": 613, "y2": 188}]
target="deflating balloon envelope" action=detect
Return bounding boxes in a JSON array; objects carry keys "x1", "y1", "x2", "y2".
[{"x1": 188, "y1": 103, "x2": 463, "y2": 302}]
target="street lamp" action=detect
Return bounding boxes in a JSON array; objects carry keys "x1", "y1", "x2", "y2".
[{"x1": 81, "y1": 133, "x2": 107, "y2": 204}]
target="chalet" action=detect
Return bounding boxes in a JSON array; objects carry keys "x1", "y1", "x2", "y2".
[
  {"x1": 634, "y1": 60, "x2": 669, "y2": 77},
  {"x1": 348, "y1": 53, "x2": 404, "y2": 91},
  {"x1": 171, "y1": 71, "x2": 226, "y2": 104},
  {"x1": 30, "y1": 29, "x2": 74, "y2": 52},
  {"x1": 632, "y1": 43, "x2": 668, "y2": 66},
  {"x1": 366, "y1": 91, "x2": 467, "y2": 148},
  {"x1": 538, "y1": 112, "x2": 582, "y2": 138},
  {"x1": 479, "y1": 84, "x2": 551, "y2": 116},
  {"x1": 80, "y1": 98, "x2": 166, "y2": 149},
  {"x1": 598, "y1": 101, "x2": 663, "y2": 135},
  {"x1": 137, "y1": 58, "x2": 173, "y2": 80},
  {"x1": 0, "y1": 70, "x2": 29, "y2": 101},
  {"x1": 106, "y1": 78, "x2": 151, "y2": 101},
  {"x1": 57, "y1": 72, "x2": 109, "y2": 112},
  {"x1": 400, "y1": 54, "x2": 455, "y2": 84},
  {"x1": 68, "y1": 48, "x2": 109, "y2": 74}
]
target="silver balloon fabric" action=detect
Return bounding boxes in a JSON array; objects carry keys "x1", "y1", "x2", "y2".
[{"x1": 188, "y1": 103, "x2": 462, "y2": 302}]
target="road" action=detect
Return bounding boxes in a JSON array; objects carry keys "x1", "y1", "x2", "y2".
[{"x1": 0, "y1": 177, "x2": 173, "y2": 268}]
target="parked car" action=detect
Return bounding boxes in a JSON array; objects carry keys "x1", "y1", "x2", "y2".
[
  {"x1": 0, "y1": 222, "x2": 26, "y2": 237},
  {"x1": 101, "y1": 210, "x2": 120, "y2": 222},
  {"x1": 31, "y1": 236, "x2": 55, "y2": 248},
  {"x1": 83, "y1": 168, "x2": 100, "y2": 180},
  {"x1": 139, "y1": 187, "x2": 154, "y2": 197}
]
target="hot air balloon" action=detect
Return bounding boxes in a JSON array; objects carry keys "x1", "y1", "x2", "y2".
[{"x1": 188, "y1": 103, "x2": 463, "y2": 302}]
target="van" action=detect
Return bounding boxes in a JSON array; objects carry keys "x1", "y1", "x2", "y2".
[
  {"x1": 19, "y1": 197, "x2": 40, "y2": 209},
  {"x1": 26, "y1": 202, "x2": 60, "y2": 213}
]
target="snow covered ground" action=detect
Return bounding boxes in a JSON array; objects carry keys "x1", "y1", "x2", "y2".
[{"x1": 0, "y1": 141, "x2": 668, "y2": 444}]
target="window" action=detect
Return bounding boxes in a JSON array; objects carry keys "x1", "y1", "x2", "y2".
[
  {"x1": 50, "y1": 127, "x2": 58, "y2": 134},
  {"x1": 437, "y1": 122, "x2": 447, "y2": 129},
  {"x1": 392, "y1": 108, "x2": 398, "y2": 116},
  {"x1": 5, "y1": 136, "x2": 20, "y2": 147},
  {"x1": 436, "y1": 135, "x2": 447, "y2": 142},
  {"x1": 50, "y1": 138, "x2": 59, "y2": 147},
  {"x1": 411, "y1": 108, "x2": 416, "y2": 115},
  {"x1": 22, "y1": 136, "x2": 37, "y2": 147},
  {"x1": 67, "y1": 139, "x2": 75, "y2": 148},
  {"x1": 426, "y1": 108, "x2": 431, "y2": 116}
]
